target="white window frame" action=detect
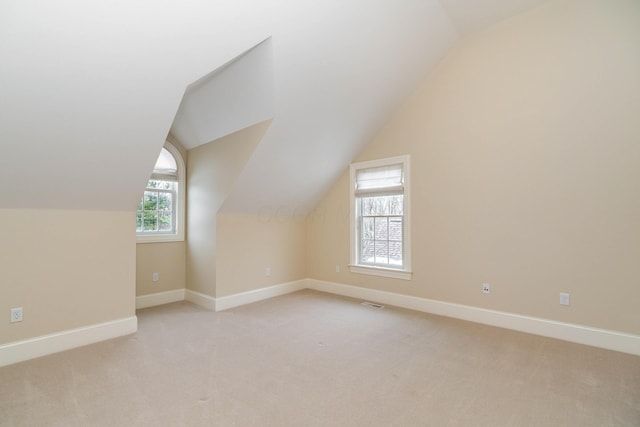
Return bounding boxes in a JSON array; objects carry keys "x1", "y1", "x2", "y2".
[
  {"x1": 349, "y1": 155, "x2": 412, "y2": 280},
  {"x1": 136, "y1": 141, "x2": 185, "y2": 243}
]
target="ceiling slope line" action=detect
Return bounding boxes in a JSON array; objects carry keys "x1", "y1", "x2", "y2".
[{"x1": 171, "y1": 37, "x2": 276, "y2": 150}]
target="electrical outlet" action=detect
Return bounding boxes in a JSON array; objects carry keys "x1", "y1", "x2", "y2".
[
  {"x1": 560, "y1": 293, "x2": 570, "y2": 306},
  {"x1": 152, "y1": 273, "x2": 159, "y2": 282},
  {"x1": 482, "y1": 283, "x2": 490, "y2": 294},
  {"x1": 10, "y1": 307, "x2": 23, "y2": 323},
  {"x1": 265, "y1": 267, "x2": 271, "y2": 277},
  {"x1": 335, "y1": 265, "x2": 340, "y2": 273}
]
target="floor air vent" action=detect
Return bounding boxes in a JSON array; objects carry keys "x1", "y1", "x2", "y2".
[{"x1": 361, "y1": 301, "x2": 384, "y2": 309}]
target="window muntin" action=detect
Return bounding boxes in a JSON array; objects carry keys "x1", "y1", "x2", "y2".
[
  {"x1": 136, "y1": 180, "x2": 176, "y2": 234},
  {"x1": 136, "y1": 143, "x2": 185, "y2": 242},
  {"x1": 350, "y1": 155, "x2": 411, "y2": 280},
  {"x1": 358, "y1": 194, "x2": 404, "y2": 267}
]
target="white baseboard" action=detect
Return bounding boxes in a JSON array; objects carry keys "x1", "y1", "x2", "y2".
[
  {"x1": 215, "y1": 279, "x2": 308, "y2": 312},
  {"x1": 145, "y1": 281, "x2": 309, "y2": 312},
  {"x1": 0, "y1": 316, "x2": 138, "y2": 368},
  {"x1": 185, "y1": 289, "x2": 216, "y2": 311},
  {"x1": 136, "y1": 289, "x2": 186, "y2": 309},
  {"x1": 6, "y1": 279, "x2": 635, "y2": 368},
  {"x1": 307, "y1": 279, "x2": 640, "y2": 356}
]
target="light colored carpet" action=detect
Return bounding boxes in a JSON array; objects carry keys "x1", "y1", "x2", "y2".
[{"x1": 1, "y1": 289, "x2": 639, "y2": 426}]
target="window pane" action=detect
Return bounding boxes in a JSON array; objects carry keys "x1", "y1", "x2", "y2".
[
  {"x1": 378, "y1": 196, "x2": 390, "y2": 215},
  {"x1": 375, "y1": 241, "x2": 388, "y2": 264},
  {"x1": 137, "y1": 182, "x2": 177, "y2": 235},
  {"x1": 362, "y1": 197, "x2": 375, "y2": 215},
  {"x1": 361, "y1": 240, "x2": 374, "y2": 264},
  {"x1": 362, "y1": 195, "x2": 400, "y2": 216},
  {"x1": 143, "y1": 211, "x2": 158, "y2": 231},
  {"x1": 389, "y1": 241, "x2": 403, "y2": 266},
  {"x1": 158, "y1": 212, "x2": 172, "y2": 231},
  {"x1": 362, "y1": 217, "x2": 374, "y2": 239},
  {"x1": 379, "y1": 196, "x2": 391, "y2": 215},
  {"x1": 147, "y1": 180, "x2": 174, "y2": 190},
  {"x1": 389, "y1": 218, "x2": 402, "y2": 241},
  {"x1": 158, "y1": 193, "x2": 172, "y2": 211},
  {"x1": 374, "y1": 217, "x2": 388, "y2": 240},
  {"x1": 389, "y1": 195, "x2": 403, "y2": 215},
  {"x1": 144, "y1": 191, "x2": 158, "y2": 210}
]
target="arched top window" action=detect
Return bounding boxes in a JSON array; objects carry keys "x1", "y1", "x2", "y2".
[
  {"x1": 136, "y1": 141, "x2": 185, "y2": 243},
  {"x1": 152, "y1": 148, "x2": 178, "y2": 179}
]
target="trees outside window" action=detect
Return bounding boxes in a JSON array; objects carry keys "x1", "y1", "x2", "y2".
[
  {"x1": 349, "y1": 155, "x2": 411, "y2": 280},
  {"x1": 136, "y1": 142, "x2": 185, "y2": 243}
]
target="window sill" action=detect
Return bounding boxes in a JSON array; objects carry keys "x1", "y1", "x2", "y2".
[
  {"x1": 349, "y1": 265, "x2": 412, "y2": 280},
  {"x1": 136, "y1": 234, "x2": 184, "y2": 244}
]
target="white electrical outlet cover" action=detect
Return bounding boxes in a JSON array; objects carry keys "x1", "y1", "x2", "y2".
[{"x1": 10, "y1": 307, "x2": 23, "y2": 323}]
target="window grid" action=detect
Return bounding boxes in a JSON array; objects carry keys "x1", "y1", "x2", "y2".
[
  {"x1": 136, "y1": 141, "x2": 185, "y2": 243},
  {"x1": 349, "y1": 155, "x2": 410, "y2": 279},
  {"x1": 136, "y1": 184, "x2": 176, "y2": 234},
  {"x1": 357, "y1": 194, "x2": 404, "y2": 269}
]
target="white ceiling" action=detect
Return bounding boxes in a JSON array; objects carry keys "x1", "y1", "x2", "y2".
[
  {"x1": 0, "y1": 0, "x2": 547, "y2": 212},
  {"x1": 440, "y1": 0, "x2": 548, "y2": 34},
  {"x1": 171, "y1": 38, "x2": 276, "y2": 150}
]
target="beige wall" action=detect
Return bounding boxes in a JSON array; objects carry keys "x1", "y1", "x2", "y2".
[
  {"x1": 0, "y1": 209, "x2": 135, "y2": 345},
  {"x1": 136, "y1": 136, "x2": 188, "y2": 298},
  {"x1": 186, "y1": 121, "x2": 271, "y2": 296},
  {"x1": 136, "y1": 242, "x2": 186, "y2": 296},
  {"x1": 216, "y1": 213, "x2": 307, "y2": 297},
  {"x1": 307, "y1": 0, "x2": 640, "y2": 335}
]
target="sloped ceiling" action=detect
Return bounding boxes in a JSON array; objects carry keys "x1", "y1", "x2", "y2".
[
  {"x1": 440, "y1": 0, "x2": 549, "y2": 34},
  {"x1": 171, "y1": 39, "x2": 276, "y2": 150},
  {"x1": 0, "y1": 0, "x2": 547, "y2": 212}
]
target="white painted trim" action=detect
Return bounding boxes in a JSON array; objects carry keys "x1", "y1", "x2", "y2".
[
  {"x1": 307, "y1": 279, "x2": 640, "y2": 356},
  {"x1": 215, "y1": 279, "x2": 307, "y2": 312},
  {"x1": 349, "y1": 155, "x2": 411, "y2": 278},
  {"x1": 7, "y1": 279, "x2": 635, "y2": 368},
  {"x1": 136, "y1": 233, "x2": 184, "y2": 244},
  {"x1": 349, "y1": 265, "x2": 412, "y2": 280},
  {"x1": 136, "y1": 289, "x2": 186, "y2": 309},
  {"x1": 185, "y1": 289, "x2": 216, "y2": 311},
  {"x1": 0, "y1": 316, "x2": 138, "y2": 368},
  {"x1": 136, "y1": 140, "x2": 186, "y2": 243}
]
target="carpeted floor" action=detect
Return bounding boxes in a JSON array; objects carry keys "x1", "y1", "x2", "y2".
[{"x1": 1, "y1": 289, "x2": 639, "y2": 426}]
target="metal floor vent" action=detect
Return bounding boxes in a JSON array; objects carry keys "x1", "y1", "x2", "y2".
[{"x1": 361, "y1": 301, "x2": 384, "y2": 309}]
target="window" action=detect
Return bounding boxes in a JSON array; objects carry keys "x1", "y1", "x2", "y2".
[
  {"x1": 136, "y1": 141, "x2": 185, "y2": 243},
  {"x1": 350, "y1": 155, "x2": 411, "y2": 280}
]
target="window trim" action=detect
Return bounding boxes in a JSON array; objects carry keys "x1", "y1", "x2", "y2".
[
  {"x1": 349, "y1": 155, "x2": 412, "y2": 280},
  {"x1": 136, "y1": 141, "x2": 185, "y2": 243}
]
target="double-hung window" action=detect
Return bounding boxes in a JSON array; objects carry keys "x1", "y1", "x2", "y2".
[
  {"x1": 136, "y1": 141, "x2": 185, "y2": 243},
  {"x1": 350, "y1": 155, "x2": 411, "y2": 280}
]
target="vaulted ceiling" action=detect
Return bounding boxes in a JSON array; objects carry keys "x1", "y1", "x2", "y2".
[{"x1": 0, "y1": 0, "x2": 547, "y2": 212}]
